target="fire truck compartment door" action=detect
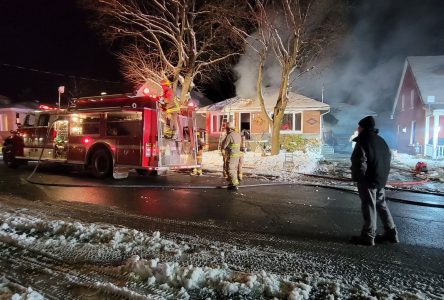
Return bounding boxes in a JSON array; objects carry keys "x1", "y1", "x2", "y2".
[
  {"x1": 158, "y1": 114, "x2": 197, "y2": 167},
  {"x1": 142, "y1": 108, "x2": 158, "y2": 167}
]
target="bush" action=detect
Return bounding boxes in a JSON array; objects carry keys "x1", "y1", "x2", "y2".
[{"x1": 280, "y1": 134, "x2": 320, "y2": 153}]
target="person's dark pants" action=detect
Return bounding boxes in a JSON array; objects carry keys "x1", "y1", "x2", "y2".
[{"x1": 357, "y1": 182, "x2": 396, "y2": 238}]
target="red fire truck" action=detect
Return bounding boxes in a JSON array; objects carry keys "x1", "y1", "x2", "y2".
[{"x1": 2, "y1": 84, "x2": 200, "y2": 179}]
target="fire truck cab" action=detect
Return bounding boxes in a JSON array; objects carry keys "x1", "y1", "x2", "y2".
[{"x1": 2, "y1": 89, "x2": 200, "y2": 179}]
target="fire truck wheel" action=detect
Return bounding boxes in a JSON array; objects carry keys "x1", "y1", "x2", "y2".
[
  {"x1": 90, "y1": 149, "x2": 112, "y2": 179},
  {"x1": 136, "y1": 169, "x2": 149, "y2": 176},
  {"x1": 2, "y1": 144, "x2": 19, "y2": 168}
]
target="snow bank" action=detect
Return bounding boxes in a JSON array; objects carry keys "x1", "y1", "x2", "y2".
[
  {"x1": 392, "y1": 151, "x2": 444, "y2": 170},
  {"x1": 0, "y1": 209, "x2": 437, "y2": 299},
  {"x1": 203, "y1": 150, "x2": 321, "y2": 180}
]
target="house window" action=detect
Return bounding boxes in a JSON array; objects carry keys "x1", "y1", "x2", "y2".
[
  {"x1": 401, "y1": 94, "x2": 405, "y2": 111},
  {"x1": 294, "y1": 113, "x2": 302, "y2": 131},
  {"x1": 410, "y1": 90, "x2": 415, "y2": 109},
  {"x1": 211, "y1": 114, "x2": 230, "y2": 133},
  {"x1": 280, "y1": 112, "x2": 302, "y2": 132},
  {"x1": 410, "y1": 121, "x2": 416, "y2": 145},
  {"x1": 281, "y1": 114, "x2": 293, "y2": 131}
]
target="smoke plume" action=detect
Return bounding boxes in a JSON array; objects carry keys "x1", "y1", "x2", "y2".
[{"x1": 234, "y1": 0, "x2": 444, "y2": 113}]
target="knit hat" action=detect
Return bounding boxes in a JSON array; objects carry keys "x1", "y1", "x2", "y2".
[{"x1": 358, "y1": 116, "x2": 375, "y2": 130}]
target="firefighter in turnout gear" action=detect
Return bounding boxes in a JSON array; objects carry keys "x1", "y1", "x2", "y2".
[
  {"x1": 221, "y1": 122, "x2": 242, "y2": 190},
  {"x1": 238, "y1": 131, "x2": 246, "y2": 182},
  {"x1": 191, "y1": 133, "x2": 205, "y2": 176}
]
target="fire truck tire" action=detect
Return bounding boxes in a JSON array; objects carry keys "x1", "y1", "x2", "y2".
[
  {"x1": 90, "y1": 149, "x2": 113, "y2": 179},
  {"x1": 2, "y1": 144, "x2": 19, "y2": 168}
]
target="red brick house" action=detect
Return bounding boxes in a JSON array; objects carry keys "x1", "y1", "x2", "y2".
[
  {"x1": 391, "y1": 56, "x2": 444, "y2": 159},
  {"x1": 197, "y1": 90, "x2": 329, "y2": 150}
]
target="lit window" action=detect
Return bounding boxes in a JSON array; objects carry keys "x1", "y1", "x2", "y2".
[
  {"x1": 281, "y1": 114, "x2": 293, "y2": 131},
  {"x1": 280, "y1": 113, "x2": 302, "y2": 132},
  {"x1": 410, "y1": 121, "x2": 416, "y2": 145}
]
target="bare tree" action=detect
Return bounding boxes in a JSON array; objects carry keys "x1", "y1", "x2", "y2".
[
  {"x1": 84, "y1": 0, "x2": 248, "y2": 105},
  {"x1": 234, "y1": 0, "x2": 346, "y2": 155}
]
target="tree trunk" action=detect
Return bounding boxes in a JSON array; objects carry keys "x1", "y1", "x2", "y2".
[
  {"x1": 270, "y1": 110, "x2": 284, "y2": 155},
  {"x1": 179, "y1": 73, "x2": 193, "y2": 105}
]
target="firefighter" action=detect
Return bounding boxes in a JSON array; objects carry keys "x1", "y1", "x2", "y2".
[
  {"x1": 221, "y1": 134, "x2": 229, "y2": 179},
  {"x1": 221, "y1": 122, "x2": 242, "y2": 190},
  {"x1": 238, "y1": 130, "x2": 247, "y2": 182},
  {"x1": 191, "y1": 133, "x2": 205, "y2": 176}
]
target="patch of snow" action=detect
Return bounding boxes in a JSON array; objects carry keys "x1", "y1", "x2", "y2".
[
  {"x1": 203, "y1": 150, "x2": 321, "y2": 181},
  {"x1": 0, "y1": 277, "x2": 44, "y2": 300},
  {"x1": 0, "y1": 208, "x2": 439, "y2": 299}
]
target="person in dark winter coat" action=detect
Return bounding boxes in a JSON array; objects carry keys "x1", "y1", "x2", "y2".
[{"x1": 350, "y1": 116, "x2": 399, "y2": 246}]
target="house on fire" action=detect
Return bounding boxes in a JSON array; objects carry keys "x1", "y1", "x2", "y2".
[
  {"x1": 197, "y1": 90, "x2": 330, "y2": 150},
  {"x1": 391, "y1": 56, "x2": 444, "y2": 159}
]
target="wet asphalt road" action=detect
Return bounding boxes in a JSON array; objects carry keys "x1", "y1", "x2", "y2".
[{"x1": 1, "y1": 162, "x2": 443, "y2": 250}]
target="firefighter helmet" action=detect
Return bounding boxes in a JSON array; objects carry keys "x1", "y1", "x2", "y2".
[
  {"x1": 161, "y1": 79, "x2": 171, "y2": 86},
  {"x1": 227, "y1": 122, "x2": 236, "y2": 130}
]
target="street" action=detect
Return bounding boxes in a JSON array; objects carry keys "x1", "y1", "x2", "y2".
[{"x1": 0, "y1": 163, "x2": 443, "y2": 299}]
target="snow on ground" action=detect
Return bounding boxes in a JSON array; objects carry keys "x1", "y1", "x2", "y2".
[
  {"x1": 202, "y1": 150, "x2": 444, "y2": 193},
  {"x1": 0, "y1": 276, "x2": 44, "y2": 300},
  {"x1": 203, "y1": 150, "x2": 321, "y2": 180},
  {"x1": 0, "y1": 207, "x2": 439, "y2": 299}
]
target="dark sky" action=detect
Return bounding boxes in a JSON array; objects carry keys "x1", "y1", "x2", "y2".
[
  {"x1": 1, "y1": 0, "x2": 444, "y2": 110},
  {"x1": 0, "y1": 0, "x2": 125, "y2": 106}
]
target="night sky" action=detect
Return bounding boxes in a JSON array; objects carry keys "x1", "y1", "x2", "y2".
[
  {"x1": 1, "y1": 0, "x2": 444, "y2": 111},
  {"x1": 0, "y1": 0, "x2": 125, "y2": 106}
]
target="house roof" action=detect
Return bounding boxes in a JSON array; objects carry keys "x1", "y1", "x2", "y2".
[
  {"x1": 198, "y1": 90, "x2": 329, "y2": 113},
  {"x1": 392, "y1": 56, "x2": 444, "y2": 116},
  {"x1": 408, "y1": 56, "x2": 444, "y2": 106}
]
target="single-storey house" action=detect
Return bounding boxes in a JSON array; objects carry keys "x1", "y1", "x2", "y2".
[
  {"x1": 0, "y1": 107, "x2": 32, "y2": 147},
  {"x1": 391, "y1": 56, "x2": 444, "y2": 159},
  {"x1": 197, "y1": 90, "x2": 330, "y2": 150}
]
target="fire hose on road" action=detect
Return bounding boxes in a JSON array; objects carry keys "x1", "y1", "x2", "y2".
[
  {"x1": 24, "y1": 170, "x2": 444, "y2": 208},
  {"x1": 19, "y1": 123, "x2": 444, "y2": 209}
]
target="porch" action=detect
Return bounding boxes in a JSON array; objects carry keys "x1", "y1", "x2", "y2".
[
  {"x1": 425, "y1": 144, "x2": 444, "y2": 159},
  {"x1": 424, "y1": 110, "x2": 444, "y2": 159}
]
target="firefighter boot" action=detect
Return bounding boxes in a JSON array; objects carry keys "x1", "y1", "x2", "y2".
[
  {"x1": 227, "y1": 184, "x2": 239, "y2": 191},
  {"x1": 375, "y1": 227, "x2": 399, "y2": 243},
  {"x1": 350, "y1": 235, "x2": 375, "y2": 246}
]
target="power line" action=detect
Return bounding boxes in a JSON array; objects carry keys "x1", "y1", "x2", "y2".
[{"x1": 0, "y1": 63, "x2": 123, "y2": 84}]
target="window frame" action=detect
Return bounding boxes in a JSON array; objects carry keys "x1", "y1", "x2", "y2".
[
  {"x1": 280, "y1": 112, "x2": 303, "y2": 134},
  {"x1": 410, "y1": 120, "x2": 416, "y2": 145},
  {"x1": 210, "y1": 113, "x2": 232, "y2": 133}
]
